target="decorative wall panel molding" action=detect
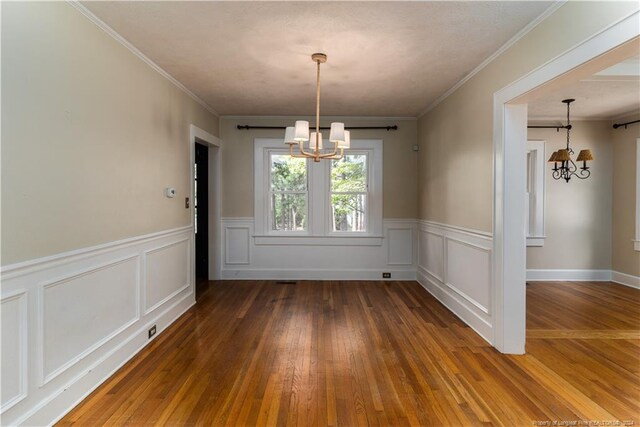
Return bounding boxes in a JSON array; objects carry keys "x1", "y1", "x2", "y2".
[
  {"x1": 224, "y1": 226, "x2": 251, "y2": 265},
  {"x1": 220, "y1": 218, "x2": 417, "y2": 280},
  {"x1": 1, "y1": 290, "x2": 28, "y2": 412},
  {"x1": 417, "y1": 220, "x2": 493, "y2": 343},
  {"x1": 144, "y1": 239, "x2": 190, "y2": 314},
  {"x1": 0, "y1": 226, "x2": 194, "y2": 426},
  {"x1": 39, "y1": 255, "x2": 140, "y2": 385},
  {"x1": 386, "y1": 228, "x2": 414, "y2": 265}
]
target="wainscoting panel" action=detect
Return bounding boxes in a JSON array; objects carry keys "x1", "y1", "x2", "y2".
[
  {"x1": 417, "y1": 221, "x2": 493, "y2": 343},
  {"x1": 445, "y1": 238, "x2": 491, "y2": 314},
  {"x1": 41, "y1": 256, "x2": 140, "y2": 385},
  {"x1": 0, "y1": 226, "x2": 195, "y2": 426},
  {"x1": 419, "y1": 231, "x2": 444, "y2": 282},
  {"x1": 224, "y1": 222, "x2": 252, "y2": 265},
  {"x1": 386, "y1": 227, "x2": 413, "y2": 265},
  {"x1": 1, "y1": 291, "x2": 27, "y2": 412},
  {"x1": 144, "y1": 239, "x2": 189, "y2": 314},
  {"x1": 221, "y1": 218, "x2": 417, "y2": 280}
]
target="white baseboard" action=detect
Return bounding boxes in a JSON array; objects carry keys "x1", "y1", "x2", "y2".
[
  {"x1": 221, "y1": 268, "x2": 416, "y2": 281},
  {"x1": 611, "y1": 271, "x2": 640, "y2": 289},
  {"x1": 526, "y1": 269, "x2": 612, "y2": 282},
  {"x1": 417, "y1": 268, "x2": 492, "y2": 344}
]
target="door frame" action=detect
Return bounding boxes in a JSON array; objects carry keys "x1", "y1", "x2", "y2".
[
  {"x1": 190, "y1": 124, "x2": 222, "y2": 283},
  {"x1": 492, "y1": 11, "x2": 639, "y2": 354}
]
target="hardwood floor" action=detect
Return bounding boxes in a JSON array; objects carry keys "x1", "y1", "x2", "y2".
[{"x1": 59, "y1": 280, "x2": 639, "y2": 426}]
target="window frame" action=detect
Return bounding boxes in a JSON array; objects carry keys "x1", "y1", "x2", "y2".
[
  {"x1": 327, "y1": 150, "x2": 371, "y2": 235},
  {"x1": 254, "y1": 138, "x2": 383, "y2": 245},
  {"x1": 266, "y1": 150, "x2": 310, "y2": 234},
  {"x1": 635, "y1": 138, "x2": 640, "y2": 251},
  {"x1": 525, "y1": 140, "x2": 546, "y2": 246}
]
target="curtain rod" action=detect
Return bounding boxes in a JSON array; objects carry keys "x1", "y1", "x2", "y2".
[
  {"x1": 237, "y1": 125, "x2": 398, "y2": 131},
  {"x1": 612, "y1": 119, "x2": 639, "y2": 129},
  {"x1": 527, "y1": 125, "x2": 571, "y2": 132}
]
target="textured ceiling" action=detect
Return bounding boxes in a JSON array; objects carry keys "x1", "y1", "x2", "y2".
[
  {"x1": 528, "y1": 57, "x2": 640, "y2": 120},
  {"x1": 82, "y1": 1, "x2": 553, "y2": 116}
]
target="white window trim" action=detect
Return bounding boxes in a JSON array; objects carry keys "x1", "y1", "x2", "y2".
[
  {"x1": 254, "y1": 138, "x2": 383, "y2": 245},
  {"x1": 526, "y1": 140, "x2": 545, "y2": 246},
  {"x1": 635, "y1": 138, "x2": 640, "y2": 251}
]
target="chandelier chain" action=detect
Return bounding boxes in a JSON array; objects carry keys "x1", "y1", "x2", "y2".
[
  {"x1": 315, "y1": 58, "x2": 321, "y2": 148},
  {"x1": 566, "y1": 99, "x2": 571, "y2": 153}
]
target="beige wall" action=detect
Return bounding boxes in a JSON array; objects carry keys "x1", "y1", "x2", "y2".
[
  {"x1": 418, "y1": 1, "x2": 638, "y2": 232},
  {"x1": 526, "y1": 121, "x2": 613, "y2": 270},
  {"x1": 1, "y1": 2, "x2": 219, "y2": 265},
  {"x1": 219, "y1": 117, "x2": 417, "y2": 219},
  {"x1": 611, "y1": 116, "x2": 640, "y2": 276}
]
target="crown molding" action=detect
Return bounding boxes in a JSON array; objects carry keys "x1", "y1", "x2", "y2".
[
  {"x1": 611, "y1": 109, "x2": 640, "y2": 122},
  {"x1": 529, "y1": 115, "x2": 612, "y2": 122},
  {"x1": 220, "y1": 115, "x2": 417, "y2": 121},
  {"x1": 66, "y1": 1, "x2": 219, "y2": 117},
  {"x1": 529, "y1": 110, "x2": 640, "y2": 122},
  {"x1": 417, "y1": 0, "x2": 567, "y2": 119}
]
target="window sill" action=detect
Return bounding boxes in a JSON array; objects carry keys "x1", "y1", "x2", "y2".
[
  {"x1": 526, "y1": 236, "x2": 546, "y2": 247},
  {"x1": 253, "y1": 235, "x2": 384, "y2": 246},
  {"x1": 634, "y1": 240, "x2": 640, "y2": 252}
]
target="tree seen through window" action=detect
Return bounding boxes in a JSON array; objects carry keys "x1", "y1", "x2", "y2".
[
  {"x1": 269, "y1": 154, "x2": 307, "y2": 231},
  {"x1": 331, "y1": 154, "x2": 368, "y2": 232}
]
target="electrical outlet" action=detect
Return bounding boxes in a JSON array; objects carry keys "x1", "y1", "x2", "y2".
[
  {"x1": 382, "y1": 272, "x2": 391, "y2": 279},
  {"x1": 148, "y1": 325, "x2": 157, "y2": 339}
]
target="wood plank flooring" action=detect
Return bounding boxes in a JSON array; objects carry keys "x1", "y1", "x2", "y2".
[{"x1": 59, "y1": 280, "x2": 639, "y2": 426}]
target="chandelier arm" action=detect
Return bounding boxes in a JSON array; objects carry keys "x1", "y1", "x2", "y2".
[
  {"x1": 288, "y1": 143, "x2": 308, "y2": 158},
  {"x1": 298, "y1": 144, "x2": 317, "y2": 158},
  {"x1": 317, "y1": 141, "x2": 342, "y2": 158},
  {"x1": 573, "y1": 168, "x2": 591, "y2": 179},
  {"x1": 321, "y1": 154, "x2": 343, "y2": 160}
]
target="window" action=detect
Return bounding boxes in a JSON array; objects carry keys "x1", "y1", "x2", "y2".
[
  {"x1": 526, "y1": 140, "x2": 545, "y2": 246},
  {"x1": 330, "y1": 153, "x2": 368, "y2": 232},
  {"x1": 254, "y1": 139, "x2": 383, "y2": 244},
  {"x1": 269, "y1": 153, "x2": 307, "y2": 231}
]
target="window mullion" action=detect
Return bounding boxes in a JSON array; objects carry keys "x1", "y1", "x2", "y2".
[{"x1": 308, "y1": 159, "x2": 326, "y2": 236}]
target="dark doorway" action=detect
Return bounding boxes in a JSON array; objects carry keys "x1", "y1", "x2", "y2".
[{"x1": 195, "y1": 142, "x2": 209, "y2": 299}]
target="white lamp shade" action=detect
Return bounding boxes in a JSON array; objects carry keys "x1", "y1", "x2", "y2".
[
  {"x1": 329, "y1": 122, "x2": 345, "y2": 143},
  {"x1": 309, "y1": 132, "x2": 323, "y2": 150},
  {"x1": 284, "y1": 126, "x2": 296, "y2": 144},
  {"x1": 294, "y1": 120, "x2": 309, "y2": 141},
  {"x1": 338, "y1": 130, "x2": 350, "y2": 149}
]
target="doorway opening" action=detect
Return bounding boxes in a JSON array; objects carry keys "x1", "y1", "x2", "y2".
[
  {"x1": 195, "y1": 142, "x2": 209, "y2": 298},
  {"x1": 523, "y1": 48, "x2": 639, "y2": 346},
  {"x1": 492, "y1": 16, "x2": 638, "y2": 354},
  {"x1": 190, "y1": 124, "x2": 222, "y2": 301}
]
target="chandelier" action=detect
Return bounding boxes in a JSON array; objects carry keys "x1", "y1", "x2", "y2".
[
  {"x1": 283, "y1": 53, "x2": 349, "y2": 162},
  {"x1": 547, "y1": 99, "x2": 593, "y2": 182}
]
